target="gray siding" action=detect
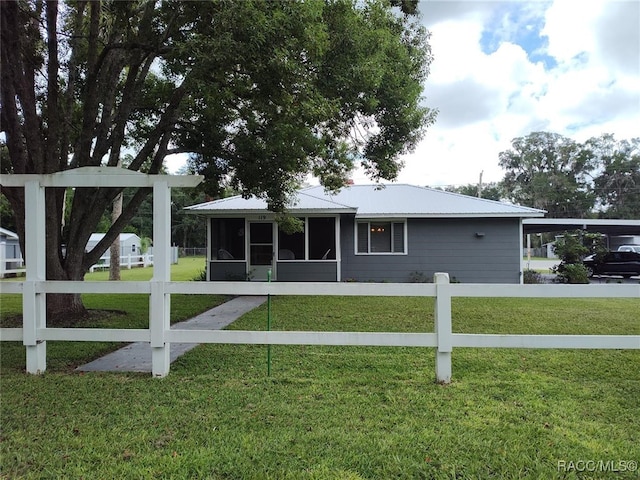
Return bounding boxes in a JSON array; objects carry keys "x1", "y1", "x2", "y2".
[
  {"x1": 209, "y1": 261, "x2": 247, "y2": 281},
  {"x1": 277, "y1": 262, "x2": 337, "y2": 282},
  {"x1": 340, "y1": 216, "x2": 521, "y2": 283},
  {"x1": 209, "y1": 260, "x2": 337, "y2": 281}
]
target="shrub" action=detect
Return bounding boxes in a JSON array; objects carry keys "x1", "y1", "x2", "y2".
[
  {"x1": 193, "y1": 268, "x2": 208, "y2": 281},
  {"x1": 553, "y1": 263, "x2": 590, "y2": 284},
  {"x1": 523, "y1": 269, "x2": 544, "y2": 284},
  {"x1": 409, "y1": 271, "x2": 429, "y2": 283}
]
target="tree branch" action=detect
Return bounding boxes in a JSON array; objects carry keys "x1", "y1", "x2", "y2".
[{"x1": 83, "y1": 188, "x2": 151, "y2": 269}]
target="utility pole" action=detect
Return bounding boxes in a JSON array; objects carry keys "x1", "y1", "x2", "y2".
[{"x1": 477, "y1": 171, "x2": 483, "y2": 198}]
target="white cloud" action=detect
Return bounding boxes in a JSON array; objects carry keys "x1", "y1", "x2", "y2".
[{"x1": 389, "y1": 0, "x2": 640, "y2": 188}]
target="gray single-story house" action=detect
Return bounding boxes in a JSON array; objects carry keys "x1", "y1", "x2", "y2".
[{"x1": 186, "y1": 184, "x2": 545, "y2": 283}]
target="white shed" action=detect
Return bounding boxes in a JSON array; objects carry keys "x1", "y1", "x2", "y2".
[
  {"x1": 0, "y1": 227, "x2": 25, "y2": 277},
  {"x1": 86, "y1": 233, "x2": 141, "y2": 257}
]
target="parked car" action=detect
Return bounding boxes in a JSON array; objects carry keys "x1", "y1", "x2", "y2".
[
  {"x1": 617, "y1": 245, "x2": 640, "y2": 253},
  {"x1": 582, "y1": 251, "x2": 640, "y2": 278}
]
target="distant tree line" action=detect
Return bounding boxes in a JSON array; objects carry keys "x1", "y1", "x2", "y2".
[{"x1": 442, "y1": 132, "x2": 640, "y2": 219}]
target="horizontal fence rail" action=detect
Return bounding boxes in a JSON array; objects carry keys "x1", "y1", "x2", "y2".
[
  {"x1": 3, "y1": 280, "x2": 638, "y2": 297},
  {"x1": 1, "y1": 276, "x2": 639, "y2": 380},
  {"x1": 89, "y1": 254, "x2": 154, "y2": 272}
]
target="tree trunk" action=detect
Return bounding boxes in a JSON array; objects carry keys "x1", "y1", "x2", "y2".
[
  {"x1": 109, "y1": 191, "x2": 122, "y2": 281},
  {"x1": 46, "y1": 293, "x2": 87, "y2": 323}
]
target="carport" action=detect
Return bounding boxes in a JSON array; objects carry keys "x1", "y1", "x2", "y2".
[{"x1": 522, "y1": 218, "x2": 640, "y2": 237}]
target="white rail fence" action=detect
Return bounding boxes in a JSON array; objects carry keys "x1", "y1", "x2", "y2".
[
  {"x1": 1, "y1": 274, "x2": 638, "y2": 381},
  {"x1": 89, "y1": 254, "x2": 154, "y2": 272},
  {"x1": 0, "y1": 256, "x2": 25, "y2": 278}
]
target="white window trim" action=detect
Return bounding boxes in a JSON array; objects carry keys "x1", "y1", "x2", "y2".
[{"x1": 354, "y1": 219, "x2": 408, "y2": 255}]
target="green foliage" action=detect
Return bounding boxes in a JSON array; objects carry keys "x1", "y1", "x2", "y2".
[
  {"x1": 552, "y1": 230, "x2": 606, "y2": 283},
  {"x1": 443, "y1": 182, "x2": 503, "y2": 201},
  {"x1": 171, "y1": 188, "x2": 208, "y2": 248},
  {"x1": 275, "y1": 214, "x2": 305, "y2": 235},
  {"x1": 0, "y1": 0, "x2": 435, "y2": 314},
  {"x1": 552, "y1": 231, "x2": 590, "y2": 264},
  {"x1": 408, "y1": 271, "x2": 429, "y2": 283},
  {"x1": 498, "y1": 132, "x2": 640, "y2": 218},
  {"x1": 0, "y1": 192, "x2": 16, "y2": 232},
  {"x1": 553, "y1": 262, "x2": 590, "y2": 284},
  {"x1": 587, "y1": 134, "x2": 640, "y2": 218},
  {"x1": 139, "y1": 237, "x2": 152, "y2": 254},
  {"x1": 499, "y1": 132, "x2": 596, "y2": 216},
  {"x1": 193, "y1": 268, "x2": 207, "y2": 282},
  {"x1": 522, "y1": 269, "x2": 544, "y2": 284},
  {"x1": 171, "y1": 0, "x2": 436, "y2": 209}
]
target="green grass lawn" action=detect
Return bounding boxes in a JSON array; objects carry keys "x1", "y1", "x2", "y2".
[{"x1": 1, "y1": 271, "x2": 639, "y2": 478}]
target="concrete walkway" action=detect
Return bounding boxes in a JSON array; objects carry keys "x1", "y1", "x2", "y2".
[{"x1": 76, "y1": 296, "x2": 267, "y2": 373}]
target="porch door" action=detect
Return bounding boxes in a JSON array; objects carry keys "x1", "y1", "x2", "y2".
[{"x1": 249, "y1": 222, "x2": 274, "y2": 281}]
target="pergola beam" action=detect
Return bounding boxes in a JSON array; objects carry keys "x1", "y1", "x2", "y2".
[
  {"x1": 0, "y1": 166, "x2": 203, "y2": 188},
  {"x1": 2, "y1": 167, "x2": 202, "y2": 376}
]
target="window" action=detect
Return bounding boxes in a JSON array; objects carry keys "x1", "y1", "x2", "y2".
[
  {"x1": 309, "y1": 217, "x2": 335, "y2": 260},
  {"x1": 356, "y1": 221, "x2": 405, "y2": 254},
  {"x1": 277, "y1": 217, "x2": 336, "y2": 260},
  {"x1": 278, "y1": 219, "x2": 305, "y2": 260},
  {"x1": 211, "y1": 218, "x2": 245, "y2": 260}
]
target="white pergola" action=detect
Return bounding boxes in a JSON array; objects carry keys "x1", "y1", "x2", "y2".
[{"x1": 0, "y1": 167, "x2": 202, "y2": 377}]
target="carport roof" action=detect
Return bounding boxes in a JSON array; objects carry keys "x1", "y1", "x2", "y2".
[
  {"x1": 523, "y1": 218, "x2": 640, "y2": 235},
  {"x1": 186, "y1": 184, "x2": 546, "y2": 218}
]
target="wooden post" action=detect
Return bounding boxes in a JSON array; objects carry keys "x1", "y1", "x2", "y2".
[
  {"x1": 24, "y1": 180, "x2": 47, "y2": 374},
  {"x1": 151, "y1": 180, "x2": 171, "y2": 377},
  {"x1": 434, "y1": 272, "x2": 452, "y2": 384}
]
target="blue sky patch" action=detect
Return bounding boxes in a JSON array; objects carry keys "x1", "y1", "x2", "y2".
[{"x1": 479, "y1": 2, "x2": 557, "y2": 69}]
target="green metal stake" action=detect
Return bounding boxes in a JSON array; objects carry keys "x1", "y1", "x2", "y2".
[{"x1": 267, "y1": 268, "x2": 272, "y2": 376}]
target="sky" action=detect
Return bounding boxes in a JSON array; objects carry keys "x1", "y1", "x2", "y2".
[
  {"x1": 388, "y1": 0, "x2": 640, "y2": 188},
  {"x1": 166, "y1": 0, "x2": 640, "y2": 189}
]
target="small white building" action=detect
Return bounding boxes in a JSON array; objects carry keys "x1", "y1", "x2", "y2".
[
  {"x1": 87, "y1": 233, "x2": 141, "y2": 257},
  {"x1": 0, "y1": 227, "x2": 24, "y2": 277}
]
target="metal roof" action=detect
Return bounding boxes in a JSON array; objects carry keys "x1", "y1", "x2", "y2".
[
  {"x1": 186, "y1": 184, "x2": 545, "y2": 218},
  {"x1": 0, "y1": 227, "x2": 19, "y2": 239},
  {"x1": 523, "y1": 218, "x2": 640, "y2": 235},
  {"x1": 88, "y1": 233, "x2": 140, "y2": 242},
  {"x1": 186, "y1": 188, "x2": 355, "y2": 214}
]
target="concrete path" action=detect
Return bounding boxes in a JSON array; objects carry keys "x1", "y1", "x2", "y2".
[{"x1": 76, "y1": 296, "x2": 267, "y2": 373}]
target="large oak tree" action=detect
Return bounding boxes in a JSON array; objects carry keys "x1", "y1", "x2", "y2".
[
  {"x1": 498, "y1": 132, "x2": 596, "y2": 218},
  {"x1": 498, "y1": 132, "x2": 640, "y2": 219},
  {"x1": 0, "y1": 0, "x2": 435, "y2": 319}
]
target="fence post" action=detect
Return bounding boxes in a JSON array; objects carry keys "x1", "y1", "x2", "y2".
[
  {"x1": 151, "y1": 180, "x2": 171, "y2": 377},
  {"x1": 434, "y1": 272, "x2": 452, "y2": 384},
  {"x1": 24, "y1": 180, "x2": 47, "y2": 374}
]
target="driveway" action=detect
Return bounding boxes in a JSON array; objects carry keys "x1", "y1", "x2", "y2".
[{"x1": 524, "y1": 259, "x2": 640, "y2": 284}]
